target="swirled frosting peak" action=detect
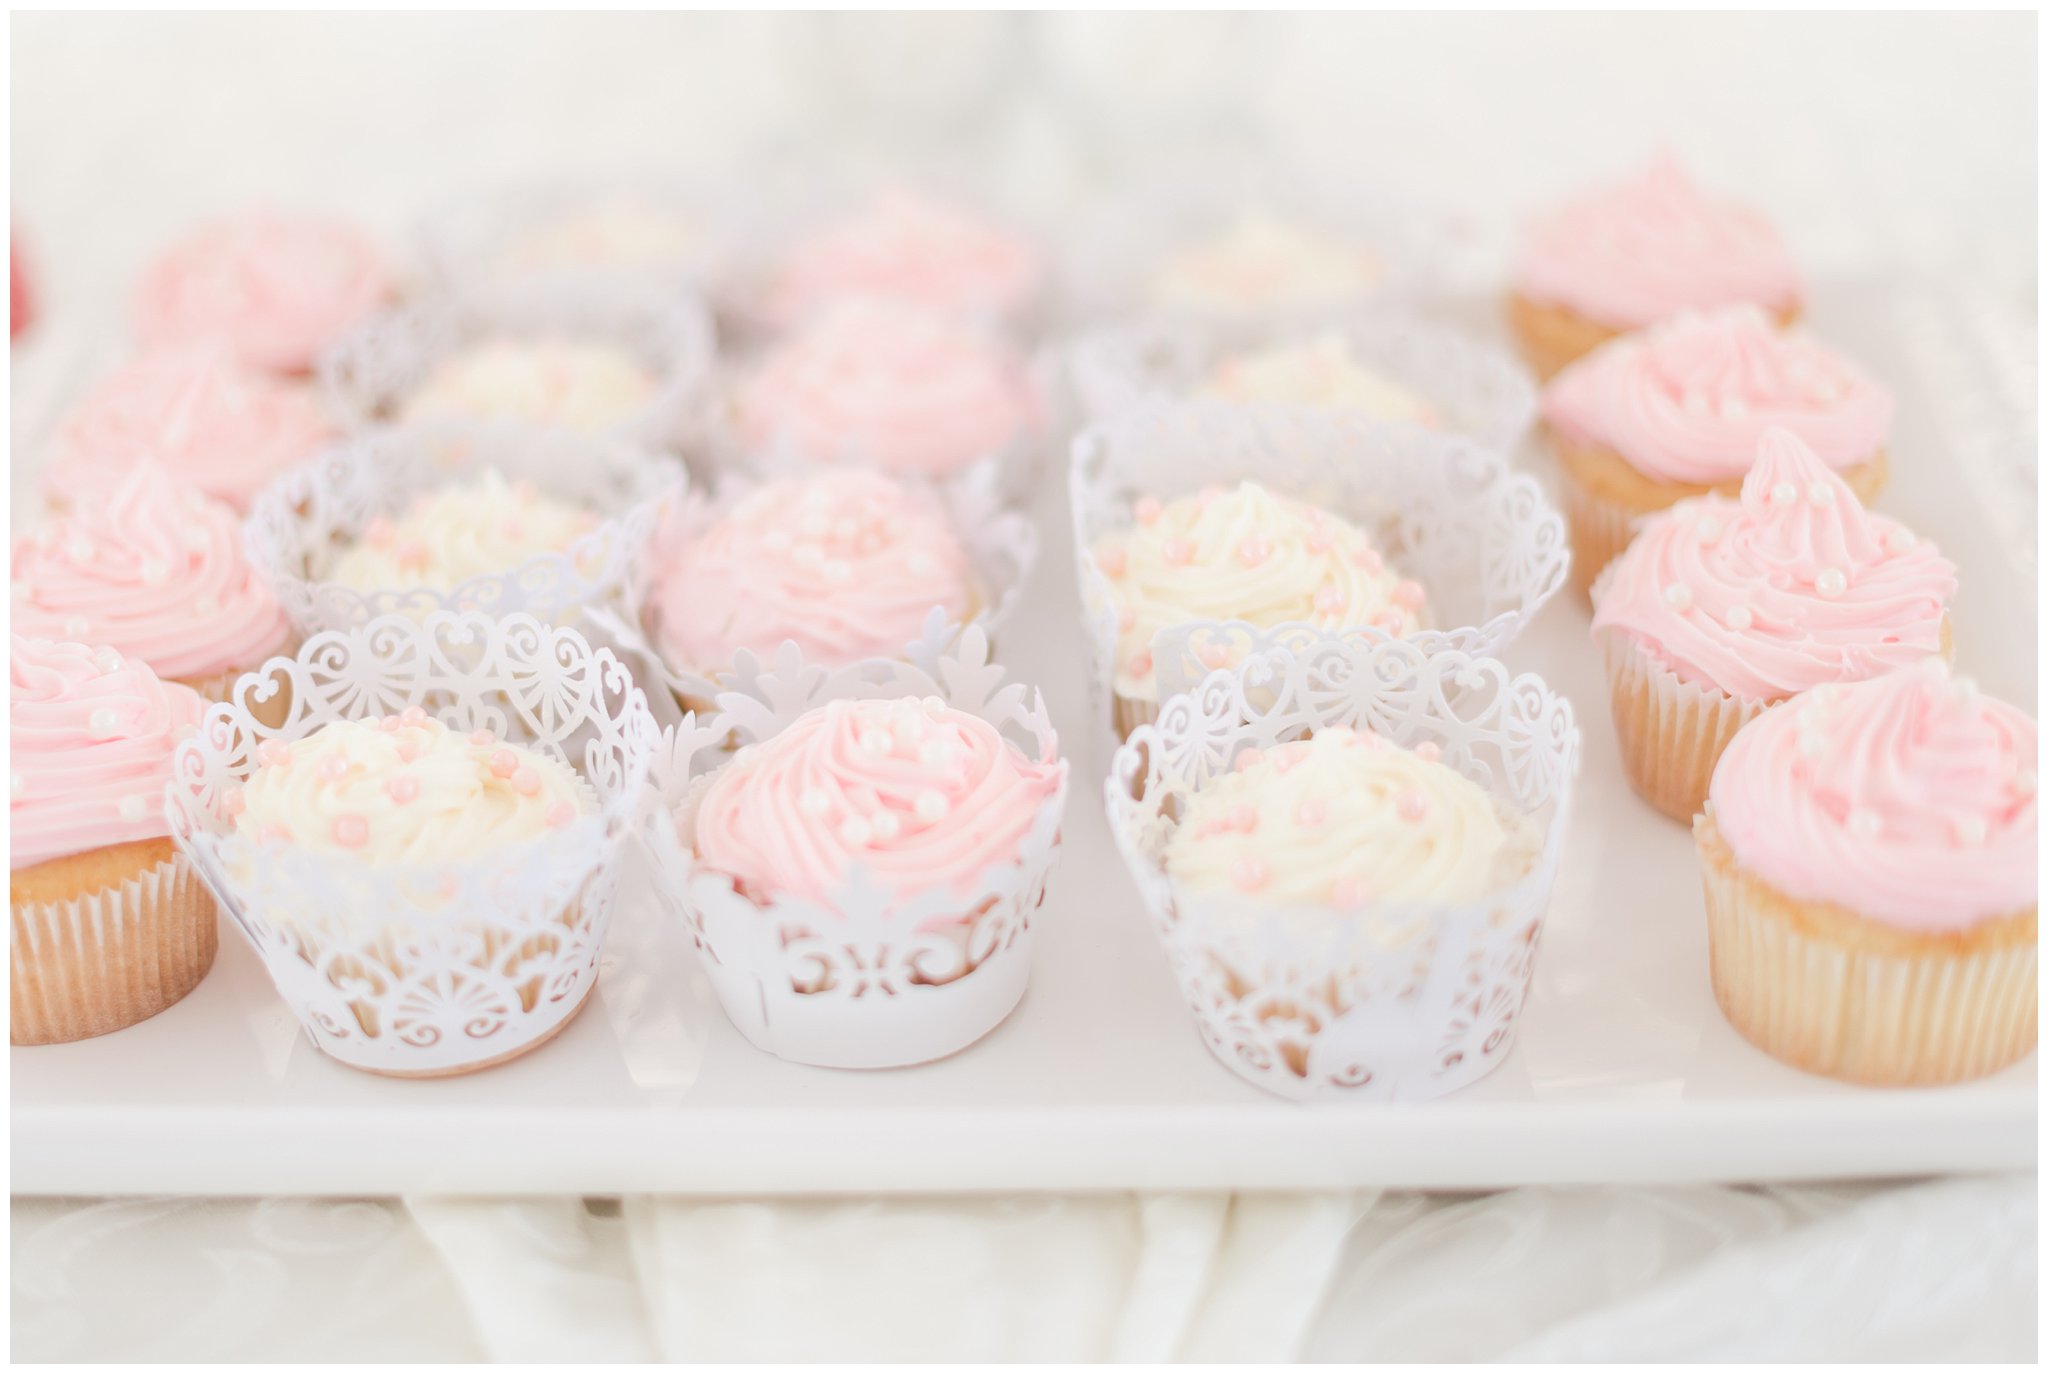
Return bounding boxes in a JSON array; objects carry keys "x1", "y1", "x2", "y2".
[
  {"x1": 1149, "y1": 210, "x2": 1383, "y2": 315},
  {"x1": 1545, "y1": 304, "x2": 1891, "y2": 485},
  {"x1": 732, "y1": 299, "x2": 1039, "y2": 477},
  {"x1": 134, "y1": 212, "x2": 390, "y2": 373},
  {"x1": 649, "y1": 468, "x2": 977, "y2": 674},
  {"x1": 231, "y1": 715, "x2": 587, "y2": 869},
  {"x1": 692, "y1": 696, "x2": 1063, "y2": 915},
  {"x1": 10, "y1": 635, "x2": 206, "y2": 870},
  {"x1": 763, "y1": 188, "x2": 1042, "y2": 325},
  {"x1": 1592, "y1": 427, "x2": 1955, "y2": 702},
  {"x1": 325, "y1": 470, "x2": 601, "y2": 592},
  {"x1": 1515, "y1": 155, "x2": 1803, "y2": 331},
  {"x1": 41, "y1": 346, "x2": 335, "y2": 512},
  {"x1": 12, "y1": 462, "x2": 293, "y2": 681},
  {"x1": 1165, "y1": 730, "x2": 1519, "y2": 905},
  {"x1": 1711, "y1": 661, "x2": 2037, "y2": 930},
  {"x1": 1204, "y1": 332, "x2": 1440, "y2": 425},
  {"x1": 1092, "y1": 481, "x2": 1425, "y2": 701},
  {"x1": 399, "y1": 336, "x2": 659, "y2": 435}
]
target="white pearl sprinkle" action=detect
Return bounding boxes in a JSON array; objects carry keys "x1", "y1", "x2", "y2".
[
  {"x1": 1682, "y1": 391, "x2": 1708, "y2": 417},
  {"x1": 1662, "y1": 582, "x2": 1693, "y2": 610},
  {"x1": 802, "y1": 485, "x2": 833, "y2": 509},
  {"x1": 831, "y1": 517, "x2": 860, "y2": 542},
  {"x1": 918, "y1": 739, "x2": 953, "y2": 768},
  {"x1": 140, "y1": 558, "x2": 171, "y2": 585},
  {"x1": 761, "y1": 530, "x2": 792, "y2": 553},
  {"x1": 195, "y1": 595, "x2": 220, "y2": 617},
  {"x1": 8, "y1": 772, "x2": 23, "y2": 800},
  {"x1": 1953, "y1": 815, "x2": 1988, "y2": 846},
  {"x1": 118, "y1": 795, "x2": 149, "y2": 823},
  {"x1": 1716, "y1": 396, "x2": 1748, "y2": 421},
  {"x1": 63, "y1": 616, "x2": 91, "y2": 639},
  {"x1": 914, "y1": 789, "x2": 949, "y2": 823},
  {"x1": 1770, "y1": 482, "x2": 1798, "y2": 506},
  {"x1": 838, "y1": 816, "x2": 873, "y2": 847},
  {"x1": 1695, "y1": 516, "x2": 1722, "y2": 543},
  {"x1": 798, "y1": 788, "x2": 831, "y2": 817},
  {"x1": 1810, "y1": 379, "x2": 1842, "y2": 403},
  {"x1": 799, "y1": 512, "x2": 830, "y2": 539},
  {"x1": 88, "y1": 708, "x2": 119, "y2": 738},
  {"x1": 92, "y1": 647, "x2": 123, "y2": 675},
  {"x1": 1815, "y1": 568, "x2": 1847, "y2": 598},
  {"x1": 1806, "y1": 481, "x2": 1834, "y2": 507},
  {"x1": 860, "y1": 728, "x2": 894, "y2": 756},
  {"x1": 792, "y1": 543, "x2": 824, "y2": 568},
  {"x1": 1952, "y1": 675, "x2": 1979, "y2": 700},
  {"x1": 1847, "y1": 808, "x2": 1882, "y2": 840},
  {"x1": 1724, "y1": 604, "x2": 1753, "y2": 631},
  {"x1": 1882, "y1": 526, "x2": 1917, "y2": 556},
  {"x1": 822, "y1": 560, "x2": 852, "y2": 584},
  {"x1": 1798, "y1": 729, "x2": 1827, "y2": 760},
  {"x1": 908, "y1": 553, "x2": 936, "y2": 578},
  {"x1": 65, "y1": 537, "x2": 95, "y2": 562},
  {"x1": 2011, "y1": 769, "x2": 2036, "y2": 798},
  {"x1": 870, "y1": 810, "x2": 902, "y2": 843}
]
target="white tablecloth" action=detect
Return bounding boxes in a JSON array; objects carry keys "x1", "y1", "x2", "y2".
[{"x1": 10, "y1": 14, "x2": 2037, "y2": 1363}]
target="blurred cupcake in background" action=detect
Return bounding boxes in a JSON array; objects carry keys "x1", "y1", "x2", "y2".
[
  {"x1": 397, "y1": 336, "x2": 659, "y2": 436},
  {"x1": 1546, "y1": 304, "x2": 1892, "y2": 597},
  {"x1": 134, "y1": 211, "x2": 391, "y2": 375},
  {"x1": 1148, "y1": 208, "x2": 1384, "y2": 323},
  {"x1": 490, "y1": 193, "x2": 704, "y2": 279},
  {"x1": 1202, "y1": 332, "x2": 1441, "y2": 427},
  {"x1": 1510, "y1": 155, "x2": 1802, "y2": 380}
]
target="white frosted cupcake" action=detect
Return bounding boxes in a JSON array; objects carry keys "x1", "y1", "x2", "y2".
[
  {"x1": 398, "y1": 336, "x2": 658, "y2": 435},
  {"x1": 324, "y1": 471, "x2": 602, "y2": 595},
  {"x1": 1203, "y1": 332, "x2": 1441, "y2": 426},
  {"x1": 1148, "y1": 209, "x2": 1385, "y2": 322}
]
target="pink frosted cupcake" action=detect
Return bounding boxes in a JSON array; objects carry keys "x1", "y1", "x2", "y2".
[
  {"x1": 647, "y1": 468, "x2": 983, "y2": 687},
  {"x1": 1591, "y1": 427, "x2": 1955, "y2": 822},
  {"x1": 134, "y1": 212, "x2": 391, "y2": 375},
  {"x1": 1698, "y1": 661, "x2": 2036, "y2": 1085},
  {"x1": 726, "y1": 299, "x2": 1040, "y2": 478},
  {"x1": 40, "y1": 347, "x2": 335, "y2": 514},
  {"x1": 1510, "y1": 155, "x2": 1803, "y2": 380},
  {"x1": 12, "y1": 462, "x2": 295, "y2": 712},
  {"x1": 753, "y1": 187, "x2": 1043, "y2": 332},
  {"x1": 1545, "y1": 305, "x2": 1893, "y2": 596}
]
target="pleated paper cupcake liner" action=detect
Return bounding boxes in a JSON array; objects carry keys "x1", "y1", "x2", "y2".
[{"x1": 1594, "y1": 628, "x2": 1768, "y2": 824}]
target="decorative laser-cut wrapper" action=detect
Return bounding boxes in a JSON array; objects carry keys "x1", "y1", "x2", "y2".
[
  {"x1": 166, "y1": 613, "x2": 659, "y2": 1077},
  {"x1": 640, "y1": 628, "x2": 1071, "y2": 1070},
  {"x1": 591, "y1": 454, "x2": 1040, "y2": 716},
  {"x1": 245, "y1": 421, "x2": 684, "y2": 637},
  {"x1": 1106, "y1": 637, "x2": 1582, "y2": 1103},
  {"x1": 317, "y1": 291, "x2": 715, "y2": 457},
  {"x1": 1069, "y1": 400, "x2": 1572, "y2": 743},
  {"x1": 1065, "y1": 309, "x2": 1539, "y2": 456},
  {"x1": 414, "y1": 175, "x2": 742, "y2": 311}
]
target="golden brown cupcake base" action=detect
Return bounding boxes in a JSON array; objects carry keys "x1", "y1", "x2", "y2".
[
  {"x1": 11, "y1": 839, "x2": 219, "y2": 1045},
  {"x1": 1696, "y1": 811, "x2": 2038, "y2": 1086},
  {"x1": 1508, "y1": 293, "x2": 1802, "y2": 383}
]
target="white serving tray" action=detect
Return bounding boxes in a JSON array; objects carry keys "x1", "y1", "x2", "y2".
[{"x1": 11, "y1": 283, "x2": 2037, "y2": 1196}]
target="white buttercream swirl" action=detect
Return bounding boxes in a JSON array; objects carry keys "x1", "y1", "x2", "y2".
[
  {"x1": 1203, "y1": 332, "x2": 1440, "y2": 425},
  {"x1": 1148, "y1": 210, "x2": 1383, "y2": 316},
  {"x1": 324, "y1": 470, "x2": 601, "y2": 593},
  {"x1": 399, "y1": 336, "x2": 658, "y2": 435}
]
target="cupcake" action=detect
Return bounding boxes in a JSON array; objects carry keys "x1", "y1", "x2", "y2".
[
  {"x1": 40, "y1": 347, "x2": 335, "y2": 514},
  {"x1": 754, "y1": 187, "x2": 1043, "y2": 332},
  {"x1": 1591, "y1": 427, "x2": 1956, "y2": 823},
  {"x1": 1697, "y1": 661, "x2": 2036, "y2": 1086},
  {"x1": 397, "y1": 336, "x2": 660, "y2": 436},
  {"x1": 1510, "y1": 155, "x2": 1803, "y2": 381},
  {"x1": 726, "y1": 299, "x2": 1040, "y2": 478},
  {"x1": 168, "y1": 614, "x2": 654, "y2": 1076},
  {"x1": 1202, "y1": 332, "x2": 1442, "y2": 427},
  {"x1": 1147, "y1": 209, "x2": 1384, "y2": 322},
  {"x1": 1546, "y1": 304, "x2": 1892, "y2": 596},
  {"x1": 134, "y1": 212, "x2": 391, "y2": 375},
  {"x1": 1089, "y1": 480, "x2": 1428, "y2": 737},
  {"x1": 652, "y1": 640, "x2": 1069, "y2": 1069},
  {"x1": 11, "y1": 637, "x2": 217, "y2": 1044},
  {"x1": 12, "y1": 462, "x2": 295, "y2": 712},
  {"x1": 645, "y1": 468, "x2": 991, "y2": 690},
  {"x1": 1103, "y1": 638, "x2": 1580, "y2": 1102},
  {"x1": 324, "y1": 470, "x2": 603, "y2": 595}
]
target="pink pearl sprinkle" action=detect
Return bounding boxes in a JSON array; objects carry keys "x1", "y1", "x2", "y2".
[
  {"x1": 1396, "y1": 790, "x2": 1430, "y2": 822},
  {"x1": 1227, "y1": 803, "x2": 1259, "y2": 834},
  {"x1": 1314, "y1": 584, "x2": 1348, "y2": 615},
  {"x1": 1161, "y1": 537, "x2": 1193, "y2": 566},
  {"x1": 1272, "y1": 746, "x2": 1304, "y2": 775},
  {"x1": 1133, "y1": 495, "x2": 1162, "y2": 525},
  {"x1": 378, "y1": 714, "x2": 401, "y2": 731},
  {"x1": 469, "y1": 728, "x2": 496, "y2": 746},
  {"x1": 1117, "y1": 607, "x2": 1137, "y2": 632},
  {"x1": 1296, "y1": 799, "x2": 1328, "y2": 827},
  {"x1": 330, "y1": 815, "x2": 370, "y2": 848},
  {"x1": 319, "y1": 756, "x2": 349, "y2": 782},
  {"x1": 1127, "y1": 649, "x2": 1153, "y2": 679},
  {"x1": 1414, "y1": 741, "x2": 1442, "y2": 763},
  {"x1": 1391, "y1": 579, "x2": 1426, "y2": 611},
  {"x1": 1236, "y1": 536, "x2": 1270, "y2": 567},
  {"x1": 1196, "y1": 818, "x2": 1233, "y2": 840},
  {"x1": 1352, "y1": 546, "x2": 1384, "y2": 574},
  {"x1": 384, "y1": 776, "x2": 420, "y2": 804},
  {"x1": 256, "y1": 740, "x2": 292, "y2": 768},
  {"x1": 1373, "y1": 611, "x2": 1404, "y2": 633},
  {"x1": 222, "y1": 788, "x2": 246, "y2": 818},
  {"x1": 397, "y1": 739, "x2": 423, "y2": 763},
  {"x1": 1099, "y1": 548, "x2": 1127, "y2": 578},
  {"x1": 365, "y1": 515, "x2": 396, "y2": 547},
  {"x1": 260, "y1": 823, "x2": 291, "y2": 845},
  {"x1": 1233, "y1": 747, "x2": 1265, "y2": 773},
  {"x1": 1305, "y1": 531, "x2": 1333, "y2": 555},
  {"x1": 1230, "y1": 856, "x2": 1269, "y2": 892},
  {"x1": 489, "y1": 749, "x2": 518, "y2": 779},
  {"x1": 1331, "y1": 877, "x2": 1372, "y2": 908},
  {"x1": 1199, "y1": 641, "x2": 1233, "y2": 669},
  {"x1": 545, "y1": 800, "x2": 577, "y2": 829},
  {"x1": 400, "y1": 706, "x2": 428, "y2": 727},
  {"x1": 398, "y1": 540, "x2": 431, "y2": 571},
  {"x1": 512, "y1": 766, "x2": 542, "y2": 797}
]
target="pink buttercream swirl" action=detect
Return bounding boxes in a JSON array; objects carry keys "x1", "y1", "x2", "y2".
[
  {"x1": 10, "y1": 635, "x2": 206, "y2": 870},
  {"x1": 1545, "y1": 305, "x2": 1892, "y2": 485},
  {"x1": 693, "y1": 696, "x2": 1064, "y2": 917},
  {"x1": 134, "y1": 212, "x2": 390, "y2": 374},
  {"x1": 1711, "y1": 661, "x2": 2037, "y2": 930},
  {"x1": 1592, "y1": 428, "x2": 1955, "y2": 702},
  {"x1": 41, "y1": 346, "x2": 335, "y2": 512},
  {"x1": 731, "y1": 299, "x2": 1041, "y2": 477},
  {"x1": 649, "y1": 469, "x2": 977, "y2": 673},
  {"x1": 12, "y1": 462, "x2": 293, "y2": 681},
  {"x1": 760, "y1": 189, "x2": 1042, "y2": 328},
  {"x1": 1514, "y1": 155, "x2": 1803, "y2": 332}
]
